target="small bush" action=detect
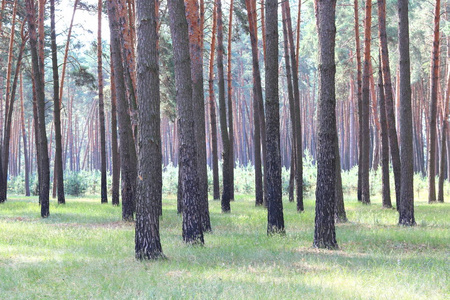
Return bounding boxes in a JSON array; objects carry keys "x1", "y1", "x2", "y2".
[{"x1": 64, "y1": 172, "x2": 87, "y2": 196}]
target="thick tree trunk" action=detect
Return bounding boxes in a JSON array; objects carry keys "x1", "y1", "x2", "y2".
[
  {"x1": 50, "y1": 0, "x2": 65, "y2": 204},
  {"x1": 98, "y1": 0, "x2": 108, "y2": 204},
  {"x1": 135, "y1": 0, "x2": 164, "y2": 260},
  {"x1": 107, "y1": 0, "x2": 138, "y2": 221},
  {"x1": 360, "y1": 0, "x2": 371, "y2": 205},
  {"x1": 427, "y1": 0, "x2": 441, "y2": 203},
  {"x1": 266, "y1": 0, "x2": 284, "y2": 234},
  {"x1": 313, "y1": 0, "x2": 338, "y2": 249},
  {"x1": 185, "y1": 0, "x2": 211, "y2": 231},
  {"x1": 398, "y1": 0, "x2": 415, "y2": 226},
  {"x1": 26, "y1": 0, "x2": 50, "y2": 217},
  {"x1": 378, "y1": 58, "x2": 392, "y2": 208},
  {"x1": 377, "y1": 0, "x2": 401, "y2": 209},
  {"x1": 168, "y1": 0, "x2": 204, "y2": 244}
]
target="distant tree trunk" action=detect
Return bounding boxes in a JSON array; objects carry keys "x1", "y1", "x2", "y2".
[
  {"x1": 20, "y1": 73, "x2": 30, "y2": 196},
  {"x1": 50, "y1": 0, "x2": 65, "y2": 204},
  {"x1": 335, "y1": 139, "x2": 347, "y2": 223},
  {"x1": 244, "y1": 0, "x2": 264, "y2": 206},
  {"x1": 266, "y1": 0, "x2": 284, "y2": 234},
  {"x1": 135, "y1": 0, "x2": 164, "y2": 260},
  {"x1": 354, "y1": 0, "x2": 362, "y2": 202},
  {"x1": 438, "y1": 68, "x2": 450, "y2": 203},
  {"x1": 98, "y1": 0, "x2": 108, "y2": 204},
  {"x1": 168, "y1": 0, "x2": 204, "y2": 244},
  {"x1": 227, "y1": 0, "x2": 235, "y2": 201},
  {"x1": 313, "y1": 0, "x2": 338, "y2": 249},
  {"x1": 398, "y1": 0, "x2": 415, "y2": 226},
  {"x1": 107, "y1": 0, "x2": 138, "y2": 221},
  {"x1": 282, "y1": 0, "x2": 303, "y2": 211},
  {"x1": 360, "y1": 0, "x2": 371, "y2": 205},
  {"x1": 185, "y1": 0, "x2": 211, "y2": 231},
  {"x1": 216, "y1": 0, "x2": 232, "y2": 212},
  {"x1": 26, "y1": 0, "x2": 50, "y2": 217},
  {"x1": 378, "y1": 57, "x2": 392, "y2": 208},
  {"x1": 110, "y1": 49, "x2": 120, "y2": 206},
  {"x1": 427, "y1": 0, "x2": 441, "y2": 203},
  {"x1": 208, "y1": 1, "x2": 220, "y2": 201},
  {"x1": 378, "y1": 0, "x2": 401, "y2": 209}
]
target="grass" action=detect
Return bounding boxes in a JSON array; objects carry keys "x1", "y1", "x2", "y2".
[{"x1": 0, "y1": 193, "x2": 449, "y2": 299}]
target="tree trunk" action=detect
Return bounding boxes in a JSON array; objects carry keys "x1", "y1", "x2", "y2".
[
  {"x1": 438, "y1": 68, "x2": 450, "y2": 202},
  {"x1": 107, "y1": 0, "x2": 138, "y2": 221},
  {"x1": 135, "y1": 0, "x2": 164, "y2": 260},
  {"x1": 227, "y1": 0, "x2": 235, "y2": 201},
  {"x1": 313, "y1": 0, "x2": 338, "y2": 249},
  {"x1": 26, "y1": 0, "x2": 50, "y2": 217},
  {"x1": 110, "y1": 48, "x2": 120, "y2": 206},
  {"x1": 266, "y1": 0, "x2": 284, "y2": 234},
  {"x1": 98, "y1": 0, "x2": 108, "y2": 204},
  {"x1": 360, "y1": 0, "x2": 371, "y2": 205},
  {"x1": 427, "y1": 0, "x2": 441, "y2": 203},
  {"x1": 378, "y1": 57, "x2": 392, "y2": 208},
  {"x1": 335, "y1": 138, "x2": 347, "y2": 223},
  {"x1": 354, "y1": 0, "x2": 363, "y2": 202},
  {"x1": 50, "y1": 0, "x2": 65, "y2": 204},
  {"x1": 216, "y1": 0, "x2": 231, "y2": 213},
  {"x1": 377, "y1": 0, "x2": 401, "y2": 209},
  {"x1": 168, "y1": 0, "x2": 204, "y2": 244},
  {"x1": 244, "y1": 0, "x2": 264, "y2": 206},
  {"x1": 398, "y1": 0, "x2": 415, "y2": 226},
  {"x1": 208, "y1": 1, "x2": 220, "y2": 201},
  {"x1": 20, "y1": 73, "x2": 30, "y2": 196},
  {"x1": 185, "y1": 0, "x2": 211, "y2": 231}
]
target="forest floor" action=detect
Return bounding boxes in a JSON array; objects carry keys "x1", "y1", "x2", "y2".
[{"x1": 0, "y1": 193, "x2": 448, "y2": 299}]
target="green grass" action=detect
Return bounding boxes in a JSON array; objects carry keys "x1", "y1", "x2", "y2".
[{"x1": 0, "y1": 193, "x2": 449, "y2": 299}]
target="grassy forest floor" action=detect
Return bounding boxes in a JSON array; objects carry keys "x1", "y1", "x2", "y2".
[{"x1": 0, "y1": 192, "x2": 449, "y2": 299}]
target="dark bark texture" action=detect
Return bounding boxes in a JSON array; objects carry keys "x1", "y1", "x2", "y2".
[
  {"x1": 313, "y1": 0, "x2": 338, "y2": 249},
  {"x1": 168, "y1": 0, "x2": 204, "y2": 244},
  {"x1": 135, "y1": 0, "x2": 164, "y2": 260}
]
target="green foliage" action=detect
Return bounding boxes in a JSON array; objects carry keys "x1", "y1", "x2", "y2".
[{"x1": 64, "y1": 172, "x2": 88, "y2": 196}]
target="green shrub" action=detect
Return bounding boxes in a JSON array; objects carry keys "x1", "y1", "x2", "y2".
[{"x1": 64, "y1": 172, "x2": 87, "y2": 196}]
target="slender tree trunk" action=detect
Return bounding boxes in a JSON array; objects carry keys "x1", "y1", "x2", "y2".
[
  {"x1": 135, "y1": 0, "x2": 164, "y2": 260},
  {"x1": 313, "y1": 0, "x2": 338, "y2": 249},
  {"x1": 110, "y1": 49, "x2": 120, "y2": 206},
  {"x1": 378, "y1": 0, "x2": 401, "y2": 209},
  {"x1": 216, "y1": 0, "x2": 231, "y2": 212},
  {"x1": 208, "y1": 1, "x2": 220, "y2": 201},
  {"x1": 26, "y1": 0, "x2": 50, "y2": 217},
  {"x1": 427, "y1": 0, "x2": 441, "y2": 203},
  {"x1": 98, "y1": 0, "x2": 108, "y2": 204},
  {"x1": 354, "y1": 0, "x2": 363, "y2": 202},
  {"x1": 398, "y1": 0, "x2": 415, "y2": 226},
  {"x1": 266, "y1": 0, "x2": 284, "y2": 234},
  {"x1": 168, "y1": 0, "x2": 204, "y2": 244},
  {"x1": 438, "y1": 68, "x2": 450, "y2": 202},
  {"x1": 20, "y1": 73, "x2": 30, "y2": 196},
  {"x1": 360, "y1": 0, "x2": 371, "y2": 205},
  {"x1": 283, "y1": 0, "x2": 303, "y2": 211},
  {"x1": 378, "y1": 57, "x2": 392, "y2": 208},
  {"x1": 335, "y1": 138, "x2": 347, "y2": 223},
  {"x1": 245, "y1": 0, "x2": 264, "y2": 206},
  {"x1": 50, "y1": 0, "x2": 65, "y2": 204},
  {"x1": 227, "y1": 0, "x2": 235, "y2": 201}
]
